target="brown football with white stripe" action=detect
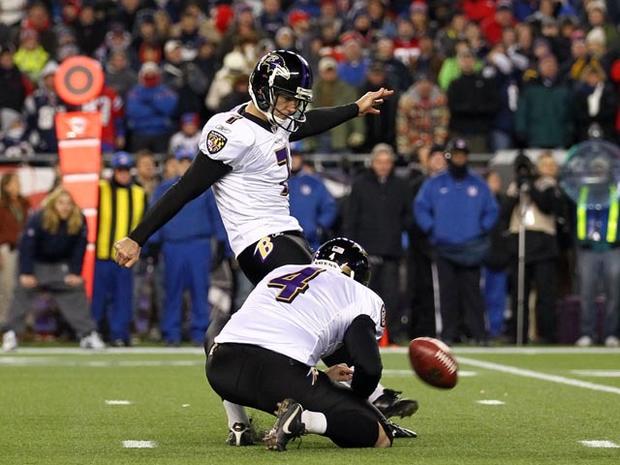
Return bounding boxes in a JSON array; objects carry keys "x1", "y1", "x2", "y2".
[{"x1": 408, "y1": 337, "x2": 458, "y2": 389}]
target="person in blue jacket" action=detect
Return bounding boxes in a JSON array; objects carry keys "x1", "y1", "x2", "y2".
[
  {"x1": 288, "y1": 151, "x2": 338, "y2": 251},
  {"x1": 414, "y1": 138, "x2": 498, "y2": 345},
  {"x1": 126, "y1": 61, "x2": 178, "y2": 153},
  {"x1": 149, "y1": 147, "x2": 227, "y2": 346}
]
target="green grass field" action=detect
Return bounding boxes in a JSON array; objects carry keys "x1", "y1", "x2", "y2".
[{"x1": 1, "y1": 347, "x2": 619, "y2": 465}]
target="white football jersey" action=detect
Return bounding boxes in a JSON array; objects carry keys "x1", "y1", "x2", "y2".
[
  {"x1": 215, "y1": 264, "x2": 386, "y2": 366},
  {"x1": 198, "y1": 103, "x2": 301, "y2": 257}
]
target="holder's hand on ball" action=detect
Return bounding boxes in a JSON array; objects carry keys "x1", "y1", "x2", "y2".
[{"x1": 325, "y1": 363, "x2": 354, "y2": 382}]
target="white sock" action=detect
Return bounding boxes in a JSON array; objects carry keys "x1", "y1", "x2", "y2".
[
  {"x1": 223, "y1": 401, "x2": 250, "y2": 429},
  {"x1": 338, "y1": 380, "x2": 385, "y2": 403},
  {"x1": 368, "y1": 383, "x2": 385, "y2": 403},
  {"x1": 301, "y1": 410, "x2": 327, "y2": 434}
]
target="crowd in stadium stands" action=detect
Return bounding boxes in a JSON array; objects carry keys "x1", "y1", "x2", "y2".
[{"x1": 1, "y1": 0, "x2": 620, "y2": 349}]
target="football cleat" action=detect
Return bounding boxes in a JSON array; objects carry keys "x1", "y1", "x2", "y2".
[
  {"x1": 226, "y1": 422, "x2": 256, "y2": 446},
  {"x1": 387, "y1": 420, "x2": 417, "y2": 439},
  {"x1": 373, "y1": 389, "x2": 419, "y2": 419},
  {"x1": 264, "y1": 399, "x2": 305, "y2": 452}
]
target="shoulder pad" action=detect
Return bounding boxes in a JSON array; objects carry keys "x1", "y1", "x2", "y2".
[{"x1": 200, "y1": 112, "x2": 255, "y2": 155}]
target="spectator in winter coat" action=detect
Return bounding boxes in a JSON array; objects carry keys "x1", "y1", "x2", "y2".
[
  {"x1": 337, "y1": 35, "x2": 369, "y2": 88},
  {"x1": 482, "y1": 170, "x2": 511, "y2": 339},
  {"x1": 148, "y1": 147, "x2": 227, "y2": 345},
  {"x1": 126, "y1": 62, "x2": 178, "y2": 153},
  {"x1": 0, "y1": 188, "x2": 104, "y2": 352},
  {"x1": 415, "y1": 138, "x2": 498, "y2": 345},
  {"x1": 259, "y1": 0, "x2": 286, "y2": 39},
  {"x1": 408, "y1": 144, "x2": 447, "y2": 338},
  {"x1": 396, "y1": 74, "x2": 449, "y2": 158},
  {"x1": 344, "y1": 144, "x2": 411, "y2": 342},
  {"x1": 0, "y1": 173, "x2": 29, "y2": 325},
  {"x1": 447, "y1": 48, "x2": 500, "y2": 153},
  {"x1": 105, "y1": 50, "x2": 138, "y2": 99},
  {"x1": 0, "y1": 45, "x2": 28, "y2": 113},
  {"x1": 162, "y1": 40, "x2": 208, "y2": 116},
  {"x1": 24, "y1": 61, "x2": 66, "y2": 153},
  {"x1": 438, "y1": 40, "x2": 482, "y2": 91},
  {"x1": 133, "y1": 150, "x2": 161, "y2": 200},
  {"x1": 486, "y1": 41, "x2": 528, "y2": 151},
  {"x1": 586, "y1": 1, "x2": 620, "y2": 52},
  {"x1": 80, "y1": 85, "x2": 126, "y2": 152},
  {"x1": 205, "y1": 51, "x2": 251, "y2": 113},
  {"x1": 359, "y1": 62, "x2": 398, "y2": 152},
  {"x1": 74, "y1": 3, "x2": 105, "y2": 56},
  {"x1": 92, "y1": 152, "x2": 146, "y2": 346},
  {"x1": 217, "y1": 74, "x2": 250, "y2": 113},
  {"x1": 573, "y1": 155, "x2": 620, "y2": 348},
  {"x1": 310, "y1": 57, "x2": 365, "y2": 153},
  {"x1": 515, "y1": 54, "x2": 573, "y2": 148},
  {"x1": 573, "y1": 63, "x2": 618, "y2": 143},
  {"x1": 372, "y1": 37, "x2": 412, "y2": 92},
  {"x1": 13, "y1": 28, "x2": 49, "y2": 84},
  {"x1": 505, "y1": 152, "x2": 561, "y2": 343},
  {"x1": 169, "y1": 112, "x2": 201, "y2": 155},
  {"x1": 481, "y1": 0, "x2": 516, "y2": 46}
]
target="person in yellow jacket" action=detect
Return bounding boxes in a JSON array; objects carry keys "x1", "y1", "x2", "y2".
[
  {"x1": 92, "y1": 152, "x2": 146, "y2": 346},
  {"x1": 574, "y1": 156, "x2": 620, "y2": 348},
  {"x1": 13, "y1": 29, "x2": 49, "y2": 83}
]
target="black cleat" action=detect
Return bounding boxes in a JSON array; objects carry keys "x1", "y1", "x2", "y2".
[
  {"x1": 387, "y1": 420, "x2": 417, "y2": 439},
  {"x1": 226, "y1": 422, "x2": 256, "y2": 446},
  {"x1": 373, "y1": 389, "x2": 419, "y2": 419},
  {"x1": 264, "y1": 399, "x2": 305, "y2": 452}
]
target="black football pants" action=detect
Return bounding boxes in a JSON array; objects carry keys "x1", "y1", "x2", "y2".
[
  {"x1": 237, "y1": 231, "x2": 313, "y2": 285},
  {"x1": 206, "y1": 342, "x2": 383, "y2": 448}
]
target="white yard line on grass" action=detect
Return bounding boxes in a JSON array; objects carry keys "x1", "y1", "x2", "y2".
[
  {"x1": 382, "y1": 369, "x2": 477, "y2": 378},
  {"x1": 381, "y1": 347, "x2": 620, "y2": 355},
  {"x1": 0, "y1": 357, "x2": 204, "y2": 367},
  {"x1": 571, "y1": 370, "x2": 620, "y2": 378},
  {"x1": 476, "y1": 400, "x2": 505, "y2": 405},
  {"x1": 3, "y1": 347, "x2": 620, "y2": 356},
  {"x1": 579, "y1": 440, "x2": 620, "y2": 448},
  {"x1": 122, "y1": 440, "x2": 157, "y2": 449},
  {"x1": 105, "y1": 400, "x2": 132, "y2": 405},
  {"x1": 459, "y1": 357, "x2": 620, "y2": 395}
]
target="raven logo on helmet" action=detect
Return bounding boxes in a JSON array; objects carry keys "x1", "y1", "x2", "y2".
[{"x1": 249, "y1": 50, "x2": 313, "y2": 132}]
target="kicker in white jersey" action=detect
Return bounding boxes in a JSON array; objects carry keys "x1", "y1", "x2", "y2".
[
  {"x1": 215, "y1": 263, "x2": 385, "y2": 366},
  {"x1": 197, "y1": 104, "x2": 302, "y2": 257}
]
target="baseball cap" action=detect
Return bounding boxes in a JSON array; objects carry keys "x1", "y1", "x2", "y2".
[
  {"x1": 447, "y1": 138, "x2": 469, "y2": 154},
  {"x1": 164, "y1": 40, "x2": 182, "y2": 55},
  {"x1": 139, "y1": 61, "x2": 160, "y2": 76},
  {"x1": 318, "y1": 56, "x2": 338, "y2": 72},
  {"x1": 40, "y1": 61, "x2": 59, "y2": 78},
  {"x1": 112, "y1": 151, "x2": 134, "y2": 169},
  {"x1": 368, "y1": 61, "x2": 385, "y2": 73},
  {"x1": 497, "y1": 0, "x2": 512, "y2": 11},
  {"x1": 410, "y1": 1, "x2": 427, "y2": 13},
  {"x1": 429, "y1": 144, "x2": 445, "y2": 155},
  {"x1": 174, "y1": 146, "x2": 195, "y2": 161},
  {"x1": 181, "y1": 112, "x2": 199, "y2": 126}
]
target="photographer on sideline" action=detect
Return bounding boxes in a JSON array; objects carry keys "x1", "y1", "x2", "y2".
[{"x1": 505, "y1": 151, "x2": 562, "y2": 343}]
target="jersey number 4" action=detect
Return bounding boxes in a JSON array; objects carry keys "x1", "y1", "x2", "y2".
[{"x1": 267, "y1": 267, "x2": 325, "y2": 303}]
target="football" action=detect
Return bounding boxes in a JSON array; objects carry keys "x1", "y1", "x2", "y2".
[{"x1": 408, "y1": 337, "x2": 458, "y2": 389}]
